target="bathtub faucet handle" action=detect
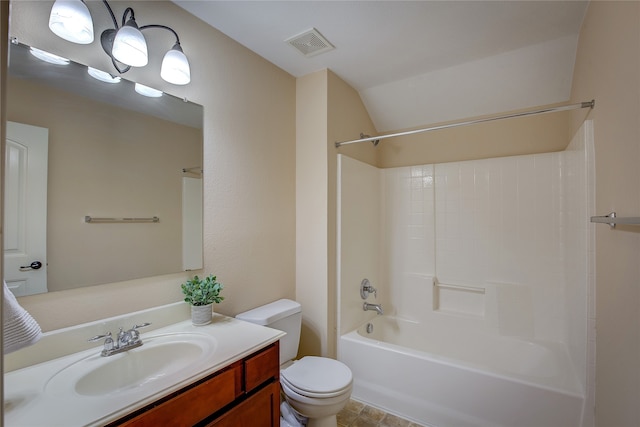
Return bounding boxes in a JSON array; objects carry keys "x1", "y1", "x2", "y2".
[{"x1": 360, "y1": 278, "x2": 377, "y2": 299}]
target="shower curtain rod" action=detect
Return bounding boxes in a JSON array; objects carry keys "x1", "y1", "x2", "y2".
[{"x1": 335, "y1": 99, "x2": 595, "y2": 148}]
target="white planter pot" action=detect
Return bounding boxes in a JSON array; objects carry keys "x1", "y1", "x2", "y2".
[{"x1": 191, "y1": 303, "x2": 213, "y2": 326}]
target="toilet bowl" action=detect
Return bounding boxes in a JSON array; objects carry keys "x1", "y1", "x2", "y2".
[
  {"x1": 280, "y1": 356, "x2": 352, "y2": 427},
  {"x1": 236, "y1": 299, "x2": 353, "y2": 427}
]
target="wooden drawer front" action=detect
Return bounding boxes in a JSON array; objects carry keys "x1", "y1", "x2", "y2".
[
  {"x1": 118, "y1": 364, "x2": 240, "y2": 427},
  {"x1": 244, "y1": 342, "x2": 279, "y2": 392},
  {"x1": 206, "y1": 381, "x2": 280, "y2": 427}
]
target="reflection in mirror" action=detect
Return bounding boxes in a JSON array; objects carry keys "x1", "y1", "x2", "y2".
[{"x1": 4, "y1": 41, "x2": 204, "y2": 296}]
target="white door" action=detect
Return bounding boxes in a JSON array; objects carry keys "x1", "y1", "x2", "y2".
[{"x1": 4, "y1": 121, "x2": 48, "y2": 296}]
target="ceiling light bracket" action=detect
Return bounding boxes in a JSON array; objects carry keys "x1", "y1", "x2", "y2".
[{"x1": 100, "y1": 28, "x2": 130, "y2": 74}]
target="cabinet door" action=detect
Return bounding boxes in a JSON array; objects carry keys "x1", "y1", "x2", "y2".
[{"x1": 207, "y1": 381, "x2": 280, "y2": 427}]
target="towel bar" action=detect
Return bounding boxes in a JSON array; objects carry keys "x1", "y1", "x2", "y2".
[
  {"x1": 590, "y1": 212, "x2": 640, "y2": 228},
  {"x1": 84, "y1": 216, "x2": 159, "y2": 223}
]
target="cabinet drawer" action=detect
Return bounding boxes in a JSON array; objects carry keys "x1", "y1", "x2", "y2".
[
  {"x1": 244, "y1": 342, "x2": 279, "y2": 392},
  {"x1": 117, "y1": 363, "x2": 241, "y2": 427},
  {"x1": 206, "y1": 381, "x2": 280, "y2": 427}
]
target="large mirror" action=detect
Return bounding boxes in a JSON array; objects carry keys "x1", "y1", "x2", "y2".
[{"x1": 4, "y1": 41, "x2": 204, "y2": 296}]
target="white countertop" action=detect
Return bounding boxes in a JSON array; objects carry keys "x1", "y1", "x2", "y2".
[{"x1": 4, "y1": 314, "x2": 284, "y2": 427}]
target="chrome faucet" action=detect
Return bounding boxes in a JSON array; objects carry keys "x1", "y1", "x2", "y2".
[
  {"x1": 88, "y1": 322, "x2": 151, "y2": 357},
  {"x1": 363, "y1": 302, "x2": 384, "y2": 315}
]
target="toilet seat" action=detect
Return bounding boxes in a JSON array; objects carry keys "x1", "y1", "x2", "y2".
[
  {"x1": 281, "y1": 380, "x2": 352, "y2": 407},
  {"x1": 281, "y1": 375, "x2": 352, "y2": 399},
  {"x1": 280, "y1": 356, "x2": 352, "y2": 399}
]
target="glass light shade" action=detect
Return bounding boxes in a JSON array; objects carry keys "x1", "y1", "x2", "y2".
[
  {"x1": 29, "y1": 47, "x2": 70, "y2": 65},
  {"x1": 49, "y1": 0, "x2": 94, "y2": 44},
  {"x1": 134, "y1": 83, "x2": 163, "y2": 98},
  {"x1": 161, "y1": 44, "x2": 191, "y2": 85},
  {"x1": 112, "y1": 20, "x2": 148, "y2": 67},
  {"x1": 87, "y1": 67, "x2": 121, "y2": 84}
]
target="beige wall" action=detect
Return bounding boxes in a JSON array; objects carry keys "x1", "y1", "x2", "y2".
[
  {"x1": 295, "y1": 70, "x2": 377, "y2": 358},
  {"x1": 377, "y1": 106, "x2": 573, "y2": 167},
  {"x1": 5, "y1": 1, "x2": 296, "y2": 331},
  {"x1": 570, "y1": 2, "x2": 640, "y2": 426},
  {"x1": 7, "y1": 77, "x2": 201, "y2": 291},
  {"x1": 296, "y1": 70, "x2": 329, "y2": 357},
  {"x1": 328, "y1": 71, "x2": 378, "y2": 168}
]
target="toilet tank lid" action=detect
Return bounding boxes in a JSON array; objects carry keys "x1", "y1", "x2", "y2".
[{"x1": 235, "y1": 299, "x2": 301, "y2": 326}]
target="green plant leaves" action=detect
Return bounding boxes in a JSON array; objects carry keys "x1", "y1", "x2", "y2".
[{"x1": 181, "y1": 274, "x2": 224, "y2": 306}]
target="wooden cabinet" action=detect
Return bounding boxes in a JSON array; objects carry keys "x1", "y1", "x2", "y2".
[
  {"x1": 244, "y1": 340, "x2": 280, "y2": 392},
  {"x1": 205, "y1": 381, "x2": 280, "y2": 427},
  {"x1": 110, "y1": 342, "x2": 280, "y2": 427}
]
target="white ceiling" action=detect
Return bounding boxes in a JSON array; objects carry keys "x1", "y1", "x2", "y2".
[{"x1": 173, "y1": 0, "x2": 589, "y2": 132}]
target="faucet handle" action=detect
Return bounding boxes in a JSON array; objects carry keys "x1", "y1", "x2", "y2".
[
  {"x1": 88, "y1": 332, "x2": 116, "y2": 356},
  {"x1": 88, "y1": 332, "x2": 115, "y2": 352},
  {"x1": 103, "y1": 335, "x2": 114, "y2": 351},
  {"x1": 360, "y1": 278, "x2": 378, "y2": 299},
  {"x1": 88, "y1": 332, "x2": 112, "y2": 342},
  {"x1": 129, "y1": 322, "x2": 151, "y2": 343},
  {"x1": 132, "y1": 322, "x2": 151, "y2": 330}
]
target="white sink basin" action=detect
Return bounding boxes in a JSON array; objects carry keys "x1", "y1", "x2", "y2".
[{"x1": 45, "y1": 332, "x2": 217, "y2": 397}]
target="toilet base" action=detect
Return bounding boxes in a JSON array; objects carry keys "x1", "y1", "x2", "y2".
[{"x1": 306, "y1": 414, "x2": 337, "y2": 427}]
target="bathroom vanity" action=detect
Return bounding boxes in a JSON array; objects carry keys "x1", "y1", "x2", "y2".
[
  {"x1": 4, "y1": 306, "x2": 284, "y2": 426},
  {"x1": 111, "y1": 342, "x2": 280, "y2": 426}
]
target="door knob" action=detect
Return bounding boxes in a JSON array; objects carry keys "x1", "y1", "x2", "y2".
[{"x1": 19, "y1": 261, "x2": 42, "y2": 271}]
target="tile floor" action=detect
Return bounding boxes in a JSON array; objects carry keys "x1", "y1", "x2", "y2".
[{"x1": 337, "y1": 400, "x2": 425, "y2": 427}]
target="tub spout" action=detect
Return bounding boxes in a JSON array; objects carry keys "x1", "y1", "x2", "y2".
[{"x1": 363, "y1": 302, "x2": 384, "y2": 315}]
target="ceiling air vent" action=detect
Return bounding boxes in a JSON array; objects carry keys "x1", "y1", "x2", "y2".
[{"x1": 285, "y1": 28, "x2": 335, "y2": 58}]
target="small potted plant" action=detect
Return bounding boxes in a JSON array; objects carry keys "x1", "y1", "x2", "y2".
[{"x1": 181, "y1": 274, "x2": 224, "y2": 325}]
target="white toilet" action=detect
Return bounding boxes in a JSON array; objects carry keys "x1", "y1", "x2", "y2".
[{"x1": 236, "y1": 299, "x2": 353, "y2": 427}]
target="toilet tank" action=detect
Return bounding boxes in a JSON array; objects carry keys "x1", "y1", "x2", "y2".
[{"x1": 235, "y1": 299, "x2": 302, "y2": 365}]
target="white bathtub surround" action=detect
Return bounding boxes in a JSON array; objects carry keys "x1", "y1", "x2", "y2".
[
  {"x1": 562, "y1": 120, "x2": 596, "y2": 427},
  {"x1": 337, "y1": 155, "x2": 383, "y2": 334},
  {"x1": 337, "y1": 120, "x2": 595, "y2": 427}
]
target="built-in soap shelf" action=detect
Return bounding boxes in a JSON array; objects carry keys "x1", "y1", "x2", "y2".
[
  {"x1": 590, "y1": 212, "x2": 640, "y2": 228},
  {"x1": 431, "y1": 280, "x2": 535, "y2": 337},
  {"x1": 433, "y1": 280, "x2": 486, "y2": 317}
]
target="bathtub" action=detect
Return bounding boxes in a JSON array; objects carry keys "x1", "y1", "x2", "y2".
[{"x1": 339, "y1": 316, "x2": 585, "y2": 427}]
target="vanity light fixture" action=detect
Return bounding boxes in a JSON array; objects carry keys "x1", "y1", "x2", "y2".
[
  {"x1": 87, "y1": 67, "x2": 121, "y2": 84},
  {"x1": 49, "y1": 0, "x2": 94, "y2": 44},
  {"x1": 48, "y1": 0, "x2": 191, "y2": 85},
  {"x1": 134, "y1": 83, "x2": 163, "y2": 98},
  {"x1": 29, "y1": 47, "x2": 70, "y2": 65}
]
